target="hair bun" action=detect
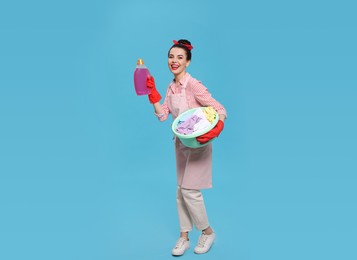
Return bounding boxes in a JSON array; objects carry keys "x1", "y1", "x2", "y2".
[{"x1": 178, "y1": 39, "x2": 191, "y2": 46}]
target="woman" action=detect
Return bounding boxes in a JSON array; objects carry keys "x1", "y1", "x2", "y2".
[{"x1": 146, "y1": 39, "x2": 227, "y2": 256}]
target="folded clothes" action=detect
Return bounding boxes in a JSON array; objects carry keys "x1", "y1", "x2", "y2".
[
  {"x1": 203, "y1": 106, "x2": 217, "y2": 123},
  {"x1": 176, "y1": 107, "x2": 215, "y2": 135},
  {"x1": 177, "y1": 113, "x2": 192, "y2": 126},
  {"x1": 176, "y1": 115, "x2": 202, "y2": 135},
  {"x1": 192, "y1": 108, "x2": 211, "y2": 132}
]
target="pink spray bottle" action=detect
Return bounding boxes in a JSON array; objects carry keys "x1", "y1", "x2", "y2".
[{"x1": 134, "y1": 58, "x2": 151, "y2": 95}]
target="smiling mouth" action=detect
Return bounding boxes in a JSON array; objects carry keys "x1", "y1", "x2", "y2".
[{"x1": 171, "y1": 64, "x2": 179, "y2": 70}]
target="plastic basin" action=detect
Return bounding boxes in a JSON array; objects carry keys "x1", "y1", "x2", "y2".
[{"x1": 172, "y1": 107, "x2": 219, "y2": 148}]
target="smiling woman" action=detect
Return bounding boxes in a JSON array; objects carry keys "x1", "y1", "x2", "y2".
[
  {"x1": 145, "y1": 39, "x2": 227, "y2": 256},
  {"x1": 167, "y1": 40, "x2": 192, "y2": 81}
]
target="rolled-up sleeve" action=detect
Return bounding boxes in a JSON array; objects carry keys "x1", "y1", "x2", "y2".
[{"x1": 191, "y1": 82, "x2": 227, "y2": 117}]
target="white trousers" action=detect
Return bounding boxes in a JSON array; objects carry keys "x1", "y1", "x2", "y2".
[{"x1": 176, "y1": 186, "x2": 210, "y2": 232}]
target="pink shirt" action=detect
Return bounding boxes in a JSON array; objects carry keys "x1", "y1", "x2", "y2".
[{"x1": 156, "y1": 73, "x2": 227, "y2": 121}]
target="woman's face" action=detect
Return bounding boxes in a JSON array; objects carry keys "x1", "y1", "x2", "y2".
[{"x1": 168, "y1": 47, "x2": 190, "y2": 77}]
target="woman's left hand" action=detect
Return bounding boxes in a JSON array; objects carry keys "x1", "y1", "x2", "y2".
[{"x1": 196, "y1": 120, "x2": 224, "y2": 144}]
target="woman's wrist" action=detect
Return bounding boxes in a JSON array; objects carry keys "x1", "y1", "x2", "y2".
[{"x1": 219, "y1": 114, "x2": 226, "y2": 122}]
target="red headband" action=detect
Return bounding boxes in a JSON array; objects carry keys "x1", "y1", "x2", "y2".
[{"x1": 173, "y1": 40, "x2": 193, "y2": 51}]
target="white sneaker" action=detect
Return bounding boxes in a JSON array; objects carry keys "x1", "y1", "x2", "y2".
[
  {"x1": 171, "y1": 237, "x2": 190, "y2": 256},
  {"x1": 194, "y1": 232, "x2": 215, "y2": 254}
]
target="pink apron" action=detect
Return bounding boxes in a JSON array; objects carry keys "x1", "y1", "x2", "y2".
[{"x1": 168, "y1": 76, "x2": 213, "y2": 190}]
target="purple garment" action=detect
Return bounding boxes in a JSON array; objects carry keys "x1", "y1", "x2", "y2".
[{"x1": 176, "y1": 115, "x2": 202, "y2": 135}]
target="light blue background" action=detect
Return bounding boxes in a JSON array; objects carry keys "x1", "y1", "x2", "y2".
[{"x1": 0, "y1": 0, "x2": 356, "y2": 259}]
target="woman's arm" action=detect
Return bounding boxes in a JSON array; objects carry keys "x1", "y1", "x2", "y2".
[
  {"x1": 219, "y1": 114, "x2": 226, "y2": 122},
  {"x1": 153, "y1": 102, "x2": 164, "y2": 115},
  {"x1": 191, "y1": 82, "x2": 227, "y2": 119}
]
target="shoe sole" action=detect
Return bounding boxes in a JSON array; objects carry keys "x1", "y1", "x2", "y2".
[
  {"x1": 194, "y1": 242, "x2": 214, "y2": 254},
  {"x1": 172, "y1": 246, "x2": 190, "y2": 256}
]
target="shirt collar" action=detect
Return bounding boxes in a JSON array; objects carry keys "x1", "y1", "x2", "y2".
[{"x1": 170, "y1": 72, "x2": 190, "y2": 87}]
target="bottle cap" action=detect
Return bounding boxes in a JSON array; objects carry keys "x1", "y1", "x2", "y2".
[{"x1": 137, "y1": 58, "x2": 144, "y2": 65}]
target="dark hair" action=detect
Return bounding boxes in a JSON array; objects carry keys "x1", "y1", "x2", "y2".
[{"x1": 169, "y1": 39, "x2": 192, "y2": 61}]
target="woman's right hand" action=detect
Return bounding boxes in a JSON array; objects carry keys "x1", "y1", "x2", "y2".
[{"x1": 147, "y1": 76, "x2": 162, "y2": 104}]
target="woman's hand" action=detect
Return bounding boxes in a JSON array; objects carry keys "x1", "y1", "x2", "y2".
[
  {"x1": 196, "y1": 120, "x2": 224, "y2": 144},
  {"x1": 147, "y1": 76, "x2": 162, "y2": 104}
]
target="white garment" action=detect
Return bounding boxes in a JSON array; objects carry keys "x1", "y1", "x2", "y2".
[{"x1": 191, "y1": 108, "x2": 211, "y2": 133}]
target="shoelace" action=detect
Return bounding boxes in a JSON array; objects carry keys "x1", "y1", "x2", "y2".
[
  {"x1": 175, "y1": 238, "x2": 186, "y2": 249},
  {"x1": 197, "y1": 234, "x2": 209, "y2": 248}
]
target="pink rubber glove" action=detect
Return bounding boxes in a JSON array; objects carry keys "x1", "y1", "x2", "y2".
[
  {"x1": 147, "y1": 76, "x2": 162, "y2": 104},
  {"x1": 196, "y1": 120, "x2": 224, "y2": 144}
]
